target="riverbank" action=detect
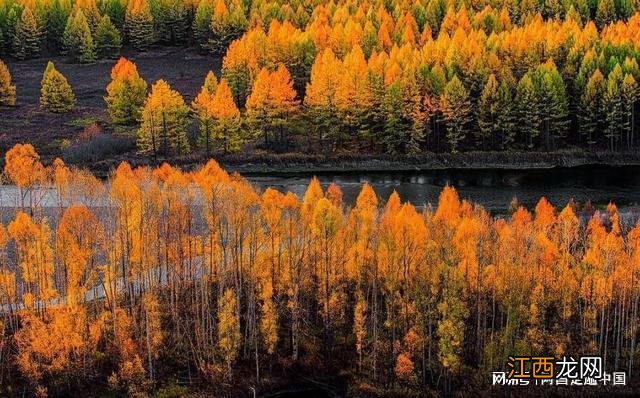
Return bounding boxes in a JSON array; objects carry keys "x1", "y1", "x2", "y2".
[{"x1": 80, "y1": 149, "x2": 640, "y2": 177}]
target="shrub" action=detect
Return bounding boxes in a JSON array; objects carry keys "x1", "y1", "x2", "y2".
[{"x1": 63, "y1": 133, "x2": 135, "y2": 164}]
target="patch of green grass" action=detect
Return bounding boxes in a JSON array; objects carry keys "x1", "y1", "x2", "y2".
[
  {"x1": 65, "y1": 115, "x2": 101, "y2": 128},
  {"x1": 40, "y1": 138, "x2": 72, "y2": 153},
  {"x1": 112, "y1": 124, "x2": 139, "y2": 136},
  {"x1": 3, "y1": 117, "x2": 31, "y2": 128}
]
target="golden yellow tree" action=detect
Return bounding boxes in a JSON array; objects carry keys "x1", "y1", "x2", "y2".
[
  {"x1": 8, "y1": 211, "x2": 55, "y2": 312},
  {"x1": 218, "y1": 288, "x2": 240, "y2": 378},
  {"x1": 246, "y1": 64, "x2": 299, "y2": 148},
  {"x1": 138, "y1": 80, "x2": 190, "y2": 157},
  {"x1": 4, "y1": 143, "x2": 46, "y2": 210},
  {"x1": 56, "y1": 205, "x2": 103, "y2": 307}
]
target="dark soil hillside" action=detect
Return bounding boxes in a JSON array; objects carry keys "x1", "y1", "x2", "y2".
[
  {"x1": 0, "y1": 47, "x2": 219, "y2": 158},
  {"x1": 6, "y1": 46, "x2": 219, "y2": 107}
]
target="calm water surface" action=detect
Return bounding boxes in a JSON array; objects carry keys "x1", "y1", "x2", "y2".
[
  {"x1": 245, "y1": 165, "x2": 640, "y2": 214},
  {"x1": 0, "y1": 165, "x2": 638, "y2": 216}
]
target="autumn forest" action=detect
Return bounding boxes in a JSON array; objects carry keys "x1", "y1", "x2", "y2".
[
  {"x1": 1, "y1": 0, "x2": 640, "y2": 156},
  {"x1": 0, "y1": 143, "x2": 635, "y2": 396},
  {"x1": 2, "y1": 0, "x2": 640, "y2": 395}
]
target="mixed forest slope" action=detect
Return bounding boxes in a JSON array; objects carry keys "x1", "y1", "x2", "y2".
[{"x1": 1, "y1": 0, "x2": 640, "y2": 167}]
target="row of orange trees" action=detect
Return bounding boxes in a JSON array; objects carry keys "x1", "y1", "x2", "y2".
[
  {"x1": 108, "y1": 8, "x2": 640, "y2": 153},
  {"x1": 0, "y1": 142, "x2": 639, "y2": 395},
  {"x1": 218, "y1": 9, "x2": 640, "y2": 152},
  {"x1": 1, "y1": 0, "x2": 635, "y2": 57}
]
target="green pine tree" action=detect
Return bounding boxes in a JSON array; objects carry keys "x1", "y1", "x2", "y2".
[
  {"x1": 618, "y1": 0, "x2": 634, "y2": 20},
  {"x1": 104, "y1": 0, "x2": 126, "y2": 29},
  {"x1": 622, "y1": 57, "x2": 640, "y2": 81},
  {"x1": 479, "y1": 75, "x2": 516, "y2": 150},
  {"x1": 575, "y1": 0, "x2": 591, "y2": 23},
  {"x1": 62, "y1": 10, "x2": 96, "y2": 63},
  {"x1": 595, "y1": 0, "x2": 616, "y2": 29},
  {"x1": 12, "y1": 6, "x2": 43, "y2": 59},
  {"x1": 496, "y1": 81, "x2": 516, "y2": 150},
  {"x1": 95, "y1": 15, "x2": 122, "y2": 59},
  {"x1": 515, "y1": 74, "x2": 540, "y2": 149},
  {"x1": 73, "y1": 0, "x2": 101, "y2": 31},
  {"x1": 361, "y1": 20, "x2": 379, "y2": 58},
  {"x1": 201, "y1": 70, "x2": 218, "y2": 95},
  {"x1": 45, "y1": 0, "x2": 71, "y2": 51},
  {"x1": 193, "y1": 0, "x2": 213, "y2": 52},
  {"x1": 382, "y1": 82, "x2": 409, "y2": 154},
  {"x1": 289, "y1": 37, "x2": 317, "y2": 97},
  {"x1": 536, "y1": 64, "x2": 569, "y2": 150},
  {"x1": 478, "y1": 74, "x2": 499, "y2": 149},
  {"x1": 221, "y1": 60, "x2": 253, "y2": 108},
  {"x1": 565, "y1": 5, "x2": 582, "y2": 26},
  {"x1": 441, "y1": 75, "x2": 471, "y2": 153},
  {"x1": 621, "y1": 73, "x2": 638, "y2": 150},
  {"x1": 358, "y1": 69, "x2": 386, "y2": 151},
  {"x1": 579, "y1": 69, "x2": 606, "y2": 148},
  {"x1": 209, "y1": 0, "x2": 248, "y2": 55},
  {"x1": 1, "y1": 4, "x2": 23, "y2": 52},
  {"x1": 425, "y1": 0, "x2": 445, "y2": 35},
  {"x1": 607, "y1": 55, "x2": 621, "y2": 75},
  {"x1": 125, "y1": 0, "x2": 155, "y2": 51},
  {"x1": 574, "y1": 50, "x2": 600, "y2": 96},
  {"x1": 74, "y1": 11, "x2": 96, "y2": 63},
  {"x1": 403, "y1": 76, "x2": 426, "y2": 154},
  {"x1": 542, "y1": 0, "x2": 562, "y2": 20},
  {"x1": 40, "y1": 61, "x2": 76, "y2": 113},
  {"x1": 605, "y1": 64, "x2": 624, "y2": 151},
  {"x1": 150, "y1": 0, "x2": 189, "y2": 45}
]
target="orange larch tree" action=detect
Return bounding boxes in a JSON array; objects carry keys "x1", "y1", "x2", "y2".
[{"x1": 246, "y1": 64, "x2": 299, "y2": 148}]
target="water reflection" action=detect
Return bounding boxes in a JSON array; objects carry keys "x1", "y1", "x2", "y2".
[{"x1": 245, "y1": 165, "x2": 640, "y2": 213}]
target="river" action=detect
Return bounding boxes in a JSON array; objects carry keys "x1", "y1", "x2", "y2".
[
  {"x1": 245, "y1": 164, "x2": 640, "y2": 215},
  {"x1": 1, "y1": 164, "x2": 639, "y2": 217}
]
